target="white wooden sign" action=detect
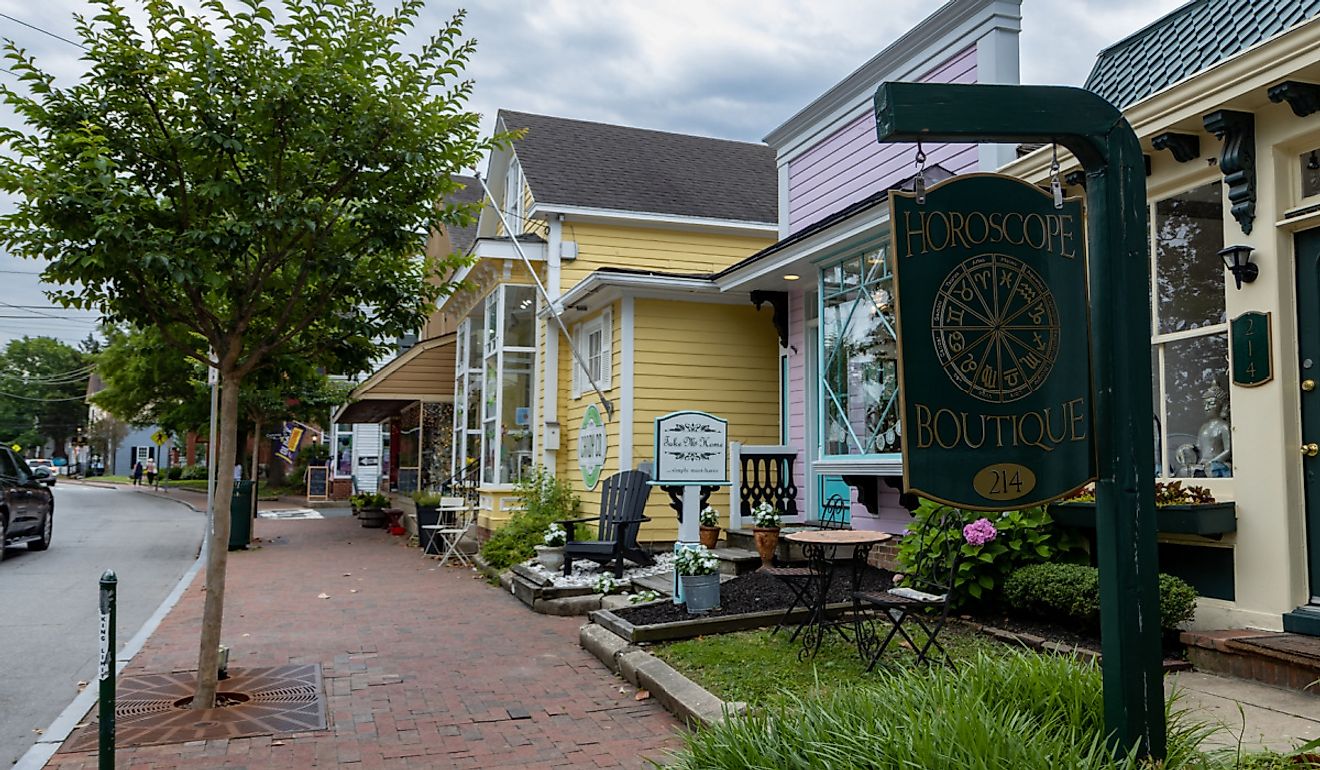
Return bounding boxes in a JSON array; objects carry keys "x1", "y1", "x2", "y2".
[{"x1": 652, "y1": 410, "x2": 729, "y2": 485}]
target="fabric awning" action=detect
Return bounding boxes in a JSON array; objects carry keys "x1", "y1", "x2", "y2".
[{"x1": 333, "y1": 333, "x2": 457, "y2": 424}]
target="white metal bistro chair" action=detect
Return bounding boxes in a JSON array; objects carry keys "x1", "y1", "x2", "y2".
[
  {"x1": 420, "y1": 496, "x2": 469, "y2": 558},
  {"x1": 429, "y1": 497, "x2": 476, "y2": 567}
]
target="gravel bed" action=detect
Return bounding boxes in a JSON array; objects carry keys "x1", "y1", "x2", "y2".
[{"x1": 517, "y1": 552, "x2": 675, "y2": 589}]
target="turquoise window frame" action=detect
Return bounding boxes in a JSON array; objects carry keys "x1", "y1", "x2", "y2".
[{"x1": 816, "y1": 237, "x2": 902, "y2": 461}]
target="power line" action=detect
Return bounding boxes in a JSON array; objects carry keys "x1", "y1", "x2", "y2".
[
  {"x1": 0, "y1": 13, "x2": 87, "y2": 51},
  {"x1": 0, "y1": 389, "x2": 88, "y2": 402}
]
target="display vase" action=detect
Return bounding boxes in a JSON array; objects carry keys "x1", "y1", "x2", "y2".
[
  {"x1": 699, "y1": 525, "x2": 721, "y2": 549},
  {"x1": 681, "y1": 573, "x2": 721, "y2": 614},
  {"x1": 534, "y1": 544, "x2": 565, "y2": 571},
  {"x1": 359, "y1": 507, "x2": 386, "y2": 529},
  {"x1": 753, "y1": 527, "x2": 780, "y2": 568}
]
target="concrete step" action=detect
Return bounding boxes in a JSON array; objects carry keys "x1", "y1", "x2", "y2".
[
  {"x1": 1182, "y1": 628, "x2": 1320, "y2": 693},
  {"x1": 725, "y1": 528, "x2": 808, "y2": 563},
  {"x1": 710, "y1": 547, "x2": 761, "y2": 575}
]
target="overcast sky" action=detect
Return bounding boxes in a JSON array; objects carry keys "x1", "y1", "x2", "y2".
[{"x1": 0, "y1": 0, "x2": 1187, "y2": 346}]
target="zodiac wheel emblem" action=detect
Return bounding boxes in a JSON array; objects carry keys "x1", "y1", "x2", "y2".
[{"x1": 930, "y1": 254, "x2": 1060, "y2": 403}]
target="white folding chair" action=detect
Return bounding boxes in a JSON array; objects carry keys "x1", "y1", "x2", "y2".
[
  {"x1": 433, "y1": 499, "x2": 476, "y2": 567},
  {"x1": 420, "y1": 496, "x2": 468, "y2": 557}
]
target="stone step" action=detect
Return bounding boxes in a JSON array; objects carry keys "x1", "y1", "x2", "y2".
[
  {"x1": 725, "y1": 528, "x2": 808, "y2": 563},
  {"x1": 1182, "y1": 628, "x2": 1320, "y2": 693},
  {"x1": 710, "y1": 546, "x2": 761, "y2": 576}
]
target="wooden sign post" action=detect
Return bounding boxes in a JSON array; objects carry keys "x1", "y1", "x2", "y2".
[
  {"x1": 652, "y1": 411, "x2": 729, "y2": 605},
  {"x1": 874, "y1": 82, "x2": 1165, "y2": 759}
]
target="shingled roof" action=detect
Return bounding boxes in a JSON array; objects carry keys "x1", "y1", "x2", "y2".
[
  {"x1": 444, "y1": 175, "x2": 483, "y2": 255},
  {"x1": 497, "y1": 110, "x2": 777, "y2": 224},
  {"x1": 1085, "y1": 0, "x2": 1320, "y2": 109}
]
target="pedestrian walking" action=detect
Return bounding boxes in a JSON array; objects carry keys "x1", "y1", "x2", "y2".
[
  {"x1": 131, "y1": 460, "x2": 144, "y2": 486},
  {"x1": 144, "y1": 457, "x2": 158, "y2": 488}
]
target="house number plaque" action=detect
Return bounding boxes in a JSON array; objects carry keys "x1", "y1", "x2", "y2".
[
  {"x1": 890, "y1": 173, "x2": 1095, "y2": 510},
  {"x1": 1230, "y1": 311, "x2": 1272, "y2": 387}
]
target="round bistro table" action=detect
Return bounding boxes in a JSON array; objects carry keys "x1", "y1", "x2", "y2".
[{"x1": 783, "y1": 529, "x2": 892, "y2": 660}]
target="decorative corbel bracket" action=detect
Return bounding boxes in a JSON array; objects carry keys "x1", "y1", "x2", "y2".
[
  {"x1": 750, "y1": 290, "x2": 789, "y2": 348},
  {"x1": 1268, "y1": 80, "x2": 1320, "y2": 117},
  {"x1": 1151, "y1": 132, "x2": 1201, "y2": 163},
  {"x1": 1203, "y1": 109, "x2": 1256, "y2": 235},
  {"x1": 1064, "y1": 170, "x2": 1086, "y2": 189}
]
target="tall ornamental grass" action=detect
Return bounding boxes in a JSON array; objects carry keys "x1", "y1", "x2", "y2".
[{"x1": 665, "y1": 649, "x2": 1220, "y2": 770}]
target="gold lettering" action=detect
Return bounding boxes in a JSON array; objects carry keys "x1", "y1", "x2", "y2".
[
  {"x1": 961, "y1": 412, "x2": 986, "y2": 449},
  {"x1": 915, "y1": 403, "x2": 933, "y2": 448},
  {"x1": 903, "y1": 211, "x2": 926, "y2": 257},
  {"x1": 933, "y1": 408, "x2": 961, "y2": 449},
  {"x1": 1067, "y1": 397, "x2": 1088, "y2": 441}
]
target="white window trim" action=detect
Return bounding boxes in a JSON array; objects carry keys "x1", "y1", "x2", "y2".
[
  {"x1": 571, "y1": 307, "x2": 613, "y2": 399},
  {"x1": 504, "y1": 157, "x2": 524, "y2": 232}
]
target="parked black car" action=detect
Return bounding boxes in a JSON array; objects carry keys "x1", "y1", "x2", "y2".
[{"x1": 0, "y1": 446, "x2": 55, "y2": 562}]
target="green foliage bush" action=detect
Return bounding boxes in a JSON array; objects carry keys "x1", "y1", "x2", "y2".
[
  {"x1": 898, "y1": 500, "x2": 1085, "y2": 603},
  {"x1": 479, "y1": 468, "x2": 580, "y2": 570},
  {"x1": 667, "y1": 648, "x2": 1215, "y2": 770},
  {"x1": 1003, "y1": 562, "x2": 1197, "y2": 630},
  {"x1": 180, "y1": 464, "x2": 208, "y2": 480},
  {"x1": 165, "y1": 466, "x2": 183, "y2": 480}
]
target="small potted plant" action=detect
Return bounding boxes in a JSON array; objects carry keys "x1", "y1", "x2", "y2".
[
  {"x1": 535, "y1": 522, "x2": 567, "y2": 570},
  {"x1": 675, "y1": 544, "x2": 721, "y2": 614},
  {"x1": 751, "y1": 501, "x2": 782, "y2": 568},
  {"x1": 698, "y1": 505, "x2": 721, "y2": 549}
]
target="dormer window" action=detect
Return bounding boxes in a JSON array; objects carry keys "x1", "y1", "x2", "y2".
[{"x1": 504, "y1": 157, "x2": 524, "y2": 230}]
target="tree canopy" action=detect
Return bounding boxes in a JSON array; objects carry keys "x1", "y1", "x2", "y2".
[
  {"x1": 0, "y1": 336, "x2": 91, "y2": 457},
  {"x1": 0, "y1": 0, "x2": 500, "y2": 707}
]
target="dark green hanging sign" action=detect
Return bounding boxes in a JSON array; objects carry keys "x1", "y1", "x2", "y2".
[{"x1": 891, "y1": 174, "x2": 1094, "y2": 510}]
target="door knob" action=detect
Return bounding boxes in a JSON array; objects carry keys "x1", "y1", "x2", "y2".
[
  {"x1": 1305, "y1": 379, "x2": 1317, "y2": 392},
  {"x1": 1304, "y1": 443, "x2": 1319, "y2": 457}
]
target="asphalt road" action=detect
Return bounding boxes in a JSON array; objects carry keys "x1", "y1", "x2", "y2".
[{"x1": 0, "y1": 484, "x2": 204, "y2": 766}]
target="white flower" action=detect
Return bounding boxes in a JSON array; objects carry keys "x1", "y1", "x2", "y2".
[
  {"x1": 675, "y1": 544, "x2": 721, "y2": 576},
  {"x1": 699, "y1": 506, "x2": 719, "y2": 527},
  {"x1": 752, "y1": 502, "x2": 781, "y2": 528},
  {"x1": 542, "y1": 522, "x2": 566, "y2": 547}
]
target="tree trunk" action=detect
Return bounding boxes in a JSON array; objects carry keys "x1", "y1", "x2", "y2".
[{"x1": 193, "y1": 371, "x2": 242, "y2": 709}]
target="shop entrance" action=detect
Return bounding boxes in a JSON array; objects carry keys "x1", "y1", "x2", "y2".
[{"x1": 1288, "y1": 227, "x2": 1320, "y2": 633}]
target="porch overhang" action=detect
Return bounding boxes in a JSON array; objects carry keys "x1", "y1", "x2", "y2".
[
  {"x1": 332, "y1": 333, "x2": 457, "y2": 424},
  {"x1": 545, "y1": 268, "x2": 744, "y2": 322}
]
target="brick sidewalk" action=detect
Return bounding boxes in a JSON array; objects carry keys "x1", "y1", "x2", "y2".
[{"x1": 46, "y1": 516, "x2": 682, "y2": 769}]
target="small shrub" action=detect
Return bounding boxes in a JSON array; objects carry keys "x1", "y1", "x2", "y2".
[
  {"x1": 898, "y1": 500, "x2": 1086, "y2": 604},
  {"x1": 165, "y1": 466, "x2": 183, "y2": 481},
  {"x1": 180, "y1": 464, "x2": 208, "y2": 480},
  {"x1": 479, "y1": 467, "x2": 581, "y2": 570},
  {"x1": 1004, "y1": 562, "x2": 1197, "y2": 630}
]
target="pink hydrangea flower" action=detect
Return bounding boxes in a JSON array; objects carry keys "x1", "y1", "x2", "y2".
[{"x1": 962, "y1": 517, "x2": 997, "y2": 546}]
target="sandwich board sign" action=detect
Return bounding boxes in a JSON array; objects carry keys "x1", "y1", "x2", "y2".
[{"x1": 890, "y1": 174, "x2": 1094, "y2": 511}]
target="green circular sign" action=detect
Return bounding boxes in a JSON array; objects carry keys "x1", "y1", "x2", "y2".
[{"x1": 578, "y1": 404, "x2": 607, "y2": 490}]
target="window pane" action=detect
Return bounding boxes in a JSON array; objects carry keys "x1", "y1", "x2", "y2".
[
  {"x1": 467, "y1": 310, "x2": 483, "y2": 369},
  {"x1": 820, "y1": 249, "x2": 900, "y2": 457},
  {"x1": 466, "y1": 375, "x2": 482, "y2": 430},
  {"x1": 503, "y1": 286, "x2": 536, "y2": 348},
  {"x1": 1155, "y1": 182, "x2": 1224, "y2": 334},
  {"x1": 588, "y1": 329, "x2": 603, "y2": 381},
  {"x1": 1162, "y1": 333, "x2": 1231, "y2": 478},
  {"x1": 1301, "y1": 148, "x2": 1320, "y2": 199},
  {"x1": 499, "y1": 351, "x2": 535, "y2": 484},
  {"x1": 484, "y1": 293, "x2": 499, "y2": 354}
]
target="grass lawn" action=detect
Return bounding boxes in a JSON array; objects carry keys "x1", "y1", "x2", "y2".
[{"x1": 653, "y1": 624, "x2": 994, "y2": 705}]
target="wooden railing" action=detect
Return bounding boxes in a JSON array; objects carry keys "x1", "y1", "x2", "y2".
[{"x1": 729, "y1": 443, "x2": 798, "y2": 530}]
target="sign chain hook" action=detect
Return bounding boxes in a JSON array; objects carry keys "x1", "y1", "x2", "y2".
[
  {"x1": 913, "y1": 141, "x2": 928, "y2": 204},
  {"x1": 1050, "y1": 143, "x2": 1064, "y2": 210}
]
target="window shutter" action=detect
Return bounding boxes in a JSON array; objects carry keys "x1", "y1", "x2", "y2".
[{"x1": 600, "y1": 308, "x2": 613, "y2": 390}]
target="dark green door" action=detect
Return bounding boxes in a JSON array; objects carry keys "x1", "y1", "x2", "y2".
[{"x1": 1287, "y1": 228, "x2": 1320, "y2": 633}]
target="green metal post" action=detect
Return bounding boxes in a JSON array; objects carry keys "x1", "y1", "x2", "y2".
[
  {"x1": 98, "y1": 569, "x2": 117, "y2": 769},
  {"x1": 872, "y1": 82, "x2": 1165, "y2": 758}
]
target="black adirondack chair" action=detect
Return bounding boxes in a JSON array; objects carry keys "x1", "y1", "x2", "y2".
[{"x1": 559, "y1": 469, "x2": 655, "y2": 577}]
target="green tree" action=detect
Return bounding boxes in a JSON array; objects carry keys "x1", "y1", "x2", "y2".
[
  {"x1": 0, "y1": 0, "x2": 498, "y2": 707},
  {"x1": 0, "y1": 337, "x2": 91, "y2": 457}
]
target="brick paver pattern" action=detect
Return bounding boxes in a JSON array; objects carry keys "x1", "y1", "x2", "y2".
[{"x1": 47, "y1": 512, "x2": 682, "y2": 769}]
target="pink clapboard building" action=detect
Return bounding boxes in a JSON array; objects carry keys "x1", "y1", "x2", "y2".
[{"x1": 713, "y1": 0, "x2": 1023, "y2": 532}]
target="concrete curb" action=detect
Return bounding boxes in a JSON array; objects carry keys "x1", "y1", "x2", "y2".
[
  {"x1": 578, "y1": 623, "x2": 746, "y2": 729},
  {"x1": 13, "y1": 492, "x2": 206, "y2": 770}
]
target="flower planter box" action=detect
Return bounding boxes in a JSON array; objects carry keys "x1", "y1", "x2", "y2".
[{"x1": 1050, "y1": 501, "x2": 1236, "y2": 537}]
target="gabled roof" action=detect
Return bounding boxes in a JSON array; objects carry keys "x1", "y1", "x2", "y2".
[
  {"x1": 445, "y1": 175, "x2": 483, "y2": 255},
  {"x1": 497, "y1": 110, "x2": 777, "y2": 224},
  {"x1": 1085, "y1": 0, "x2": 1320, "y2": 109}
]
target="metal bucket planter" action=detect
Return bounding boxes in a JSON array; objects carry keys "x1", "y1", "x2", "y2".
[{"x1": 681, "y1": 573, "x2": 721, "y2": 614}]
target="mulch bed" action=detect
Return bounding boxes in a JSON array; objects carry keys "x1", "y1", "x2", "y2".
[
  {"x1": 962, "y1": 611, "x2": 1102, "y2": 651},
  {"x1": 614, "y1": 566, "x2": 895, "y2": 625}
]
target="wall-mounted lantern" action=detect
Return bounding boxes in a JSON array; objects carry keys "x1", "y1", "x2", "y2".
[{"x1": 1218, "y1": 244, "x2": 1258, "y2": 290}]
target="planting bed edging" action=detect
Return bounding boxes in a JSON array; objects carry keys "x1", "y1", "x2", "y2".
[
  {"x1": 579, "y1": 623, "x2": 746, "y2": 728},
  {"x1": 591, "y1": 601, "x2": 853, "y2": 643},
  {"x1": 961, "y1": 619, "x2": 1192, "y2": 672}
]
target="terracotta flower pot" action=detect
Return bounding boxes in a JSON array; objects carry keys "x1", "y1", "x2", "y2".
[
  {"x1": 699, "y1": 525, "x2": 721, "y2": 549},
  {"x1": 753, "y1": 526, "x2": 780, "y2": 568}
]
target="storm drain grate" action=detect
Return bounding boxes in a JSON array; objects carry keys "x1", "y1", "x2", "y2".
[{"x1": 61, "y1": 664, "x2": 326, "y2": 752}]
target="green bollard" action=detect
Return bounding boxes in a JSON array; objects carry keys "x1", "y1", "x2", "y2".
[{"x1": 98, "y1": 570, "x2": 116, "y2": 770}]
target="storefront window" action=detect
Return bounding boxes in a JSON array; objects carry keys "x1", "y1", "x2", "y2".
[
  {"x1": 453, "y1": 285, "x2": 537, "y2": 485},
  {"x1": 335, "y1": 426, "x2": 353, "y2": 477},
  {"x1": 1151, "y1": 181, "x2": 1231, "y2": 478},
  {"x1": 819, "y1": 247, "x2": 901, "y2": 457}
]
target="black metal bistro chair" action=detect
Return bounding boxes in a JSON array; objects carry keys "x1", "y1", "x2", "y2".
[
  {"x1": 763, "y1": 494, "x2": 852, "y2": 640},
  {"x1": 852, "y1": 505, "x2": 963, "y2": 670}
]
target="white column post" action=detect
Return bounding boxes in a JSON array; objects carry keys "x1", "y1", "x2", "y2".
[
  {"x1": 728, "y1": 441, "x2": 743, "y2": 531},
  {"x1": 673, "y1": 485, "x2": 702, "y2": 604}
]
